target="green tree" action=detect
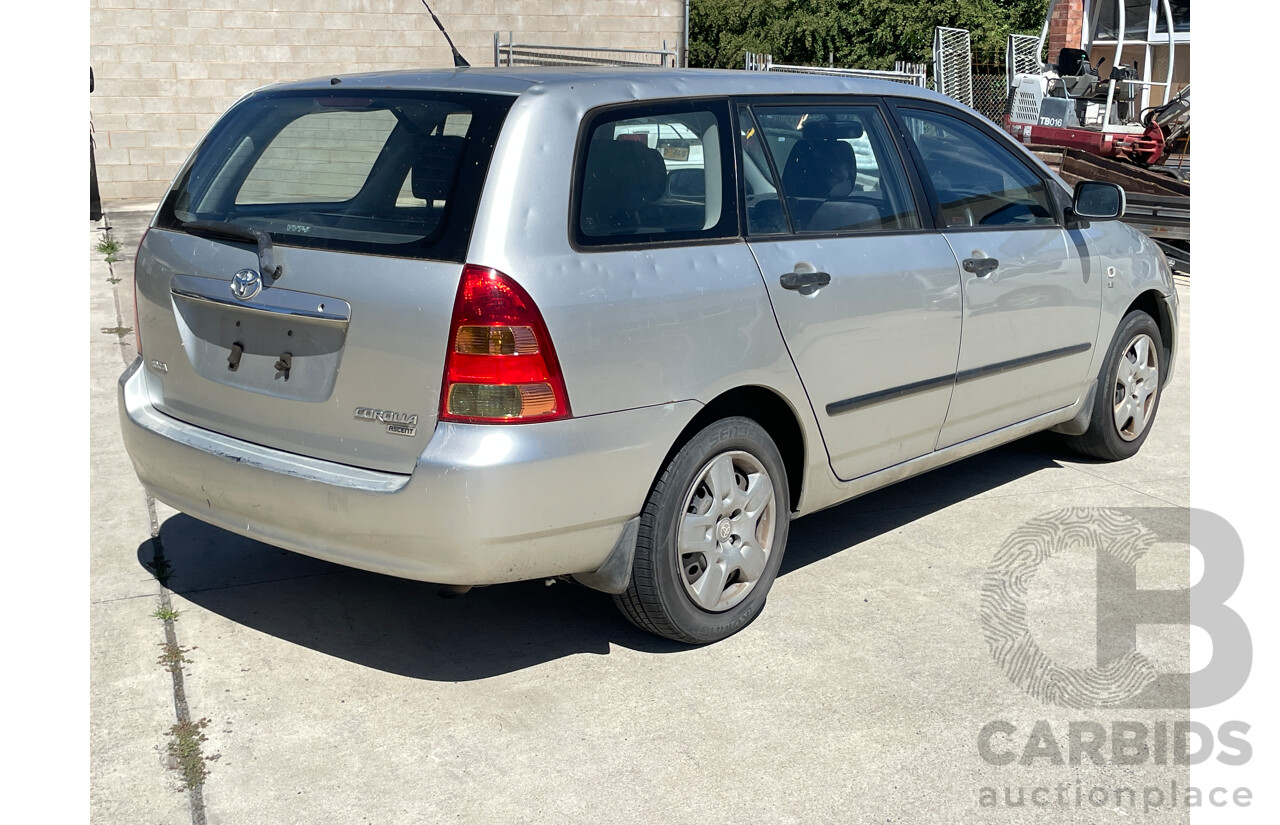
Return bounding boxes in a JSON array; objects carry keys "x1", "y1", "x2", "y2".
[{"x1": 690, "y1": 0, "x2": 1049, "y2": 69}]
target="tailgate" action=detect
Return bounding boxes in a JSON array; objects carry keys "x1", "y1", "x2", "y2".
[
  {"x1": 137, "y1": 230, "x2": 459, "y2": 474},
  {"x1": 134, "y1": 87, "x2": 515, "y2": 473}
]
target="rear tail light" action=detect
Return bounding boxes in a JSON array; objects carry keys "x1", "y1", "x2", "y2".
[
  {"x1": 133, "y1": 228, "x2": 149, "y2": 356},
  {"x1": 440, "y1": 265, "x2": 571, "y2": 423}
]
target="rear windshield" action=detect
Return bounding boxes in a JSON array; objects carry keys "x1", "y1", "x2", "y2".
[{"x1": 157, "y1": 90, "x2": 514, "y2": 262}]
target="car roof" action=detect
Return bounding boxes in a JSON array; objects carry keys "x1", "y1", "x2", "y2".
[{"x1": 267, "y1": 67, "x2": 952, "y2": 107}]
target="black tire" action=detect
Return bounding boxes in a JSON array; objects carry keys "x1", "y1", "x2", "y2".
[
  {"x1": 614, "y1": 417, "x2": 790, "y2": 644},
  {"x1": 1066, "y1": 310, "x2": 1165, "y2": 461}
]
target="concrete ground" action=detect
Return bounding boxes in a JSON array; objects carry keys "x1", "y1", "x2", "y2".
[{"x1": 91, "y1": 202, "x2": 1192, "y2": 824}]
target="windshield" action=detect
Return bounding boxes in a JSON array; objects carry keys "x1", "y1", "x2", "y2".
[{"x1": 157, "y1": 89, "x2": 514, "y2": 262}]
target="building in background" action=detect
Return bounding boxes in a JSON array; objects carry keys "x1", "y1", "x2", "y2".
[
  {"x1": 90, "y1": 1, "x2": 685, "y2": 200},
  {"x1": 1048, "y1": 1, "x2": 1190, "y2": 112}
]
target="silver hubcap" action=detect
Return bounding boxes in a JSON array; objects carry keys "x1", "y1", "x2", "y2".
[
  {"x1": 1113, "y1": 332, "x2": 1159, "y2": 442},
  {"x1": 678, "y1": 451, "x2": 777, "y2": 613}
]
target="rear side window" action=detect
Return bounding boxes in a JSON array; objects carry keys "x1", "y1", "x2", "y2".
[
  {"x1": 574, "y1": 100, "x2": 736, "y2": 247},
  {"x1": 748, "y1": 104, "x2": 921, "y2": 234},
  {"x1": 157, "y1": 90, "x2": 514, "y2": 262},
  {"x1": 737, "y1": 106, "x2": 787, "y2": 235}
]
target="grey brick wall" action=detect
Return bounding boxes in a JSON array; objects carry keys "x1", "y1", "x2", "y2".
[{"x1": 90, "y1": 0, "x2": 684, "y2": 200}]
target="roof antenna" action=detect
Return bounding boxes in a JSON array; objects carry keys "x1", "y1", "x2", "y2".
[{"x1": 420, "y1": 1, "x2": 469, "y2": 68}]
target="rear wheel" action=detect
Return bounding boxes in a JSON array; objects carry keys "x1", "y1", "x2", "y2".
[
  {"x1": 1066, "y1": 310, "x2": 1164, "y2": 460},
  {"x1": 614, "y1": 417, "x2": 790, "y2": 643}
]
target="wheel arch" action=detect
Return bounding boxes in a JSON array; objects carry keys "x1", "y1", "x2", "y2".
[
  {"x1": 657, "y1": 386, "x2": 806, "y2": 514},
  {"x1": 1125, "y1": 288, "x2": 1174, "y2": 386}
]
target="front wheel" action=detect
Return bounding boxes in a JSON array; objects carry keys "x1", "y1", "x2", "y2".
[
  {"x1": 1066, "y1": 310, "x2": 1165, "y2": 461},
  {"x1": 614, "y1": 417, "x2": 790, "y2": 644}
]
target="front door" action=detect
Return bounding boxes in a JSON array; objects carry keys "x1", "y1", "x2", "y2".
[{"x1": 893, "y1": 104, "x2": 1102, "y2": 448}]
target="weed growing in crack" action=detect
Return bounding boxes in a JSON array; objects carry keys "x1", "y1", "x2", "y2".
[
  {"x1": 96, "y1": 233, "x2": 122, "y2": 264},
  {"x1": 157, "y1": 643, "x2": 195, "y2": 674},
  {"x1": 153, "y1": 604, "x2": 181, "y2": 621},
  {"x1": 145, "y1": 554, "x2": 172, "y2": 585},
  {"x1": 165, "y1": 718, "x2": 221, "y2": 791}
]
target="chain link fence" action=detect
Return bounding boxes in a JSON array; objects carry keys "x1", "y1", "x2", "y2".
[{"x1": 970, "y1": 63, "x2": 1012, "y2": 124}]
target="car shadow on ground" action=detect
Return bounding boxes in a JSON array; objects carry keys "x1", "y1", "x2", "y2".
[{"x1": 138, "y1": 432, "x2": 1072, "y2": 682}]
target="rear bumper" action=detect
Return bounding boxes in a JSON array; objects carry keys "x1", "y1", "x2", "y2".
[{"x1": 118, "y1": 358, "x2": 697, "y2": 585}]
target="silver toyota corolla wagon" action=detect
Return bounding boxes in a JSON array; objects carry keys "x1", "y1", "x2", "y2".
[{"x1": 120, "y1": 68, "x2": 1178, "y2": 643}]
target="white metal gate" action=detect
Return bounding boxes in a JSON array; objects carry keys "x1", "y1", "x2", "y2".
[
  {"x1": 933, "y1": 27, "x2": 974, "y2": 107},
  {"x1": 742, "y1": 52, "x2": 928, "y2": 87},
  {"x1": 1006, "y1": 33, "x2": 1044, "y2": 90},
  {"x1": 493, "y1": 33, "x2": 675, "y2": 68}
]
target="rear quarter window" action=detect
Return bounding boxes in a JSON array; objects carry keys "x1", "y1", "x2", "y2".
[{"x1": 573, "y1": 100, "x2": 737, "y2": 248}]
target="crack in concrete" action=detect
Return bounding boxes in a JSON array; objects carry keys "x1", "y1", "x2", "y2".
[
  {"x1": 102, "y1": 207, "x2": 209, "y2": 825},
  {"x1": 1067, "y1": 463, "x2": 1192, "y2": 509},
  {"x1": 100, "y1": 220, "x2": 135, "y2": 364},
  {"x1": 150, "y1": 522, "x2": 208, "y2": 825}
]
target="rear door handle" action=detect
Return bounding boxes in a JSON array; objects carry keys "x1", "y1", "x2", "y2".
[
  {"x1": 779, "y1": 270, "x2": 832, "y2": 291},
  {"x1": 962, "y1": 257, "x2": 999, "y2": 276}
]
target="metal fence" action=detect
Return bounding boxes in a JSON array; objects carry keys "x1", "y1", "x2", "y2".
[
  {"x1": 1006, "y1": 33, "x2": 1044, "y2": 89},
  {"x1": 743, "y1": 52, "x2": 928, "y2": 87},
  {"x1": 971, "y1": 64, "x2": 1013, "y2": 124},
  {"x1": 493, "y1": 33, "x2": 675, "y2": 68},
  {"x1": 933, "y1": 27, "x2": 974, "y2": 107}
]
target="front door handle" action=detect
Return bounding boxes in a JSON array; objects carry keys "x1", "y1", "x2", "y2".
[
  {"x1": 779, "y1": 270, "x2": 832, "y2": 291},
  {"x1": 962, "y1": 257, "x2": 999, "y2": 277}
]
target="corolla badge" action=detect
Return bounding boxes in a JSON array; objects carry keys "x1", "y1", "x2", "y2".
[
  {"x1": 230, "y1": 269, "x2": 263, "y2": 301},
  {"x1": 355, "y1": 407, "x2": 419, "y2": 437}
]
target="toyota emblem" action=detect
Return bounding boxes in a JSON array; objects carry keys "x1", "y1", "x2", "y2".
[{"x1": 230, "y1": 269, "x2": 262, "y2": 301}]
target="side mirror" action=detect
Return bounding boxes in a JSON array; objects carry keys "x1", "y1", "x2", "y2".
[
  {"x1": 667, "y1": 168, "x2": 704, "y2": 199},
  {"x1": 1071, "y1": 180, "x2": 1126, "y2": 220}
]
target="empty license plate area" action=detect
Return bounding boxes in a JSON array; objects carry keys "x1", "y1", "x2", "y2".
[{"x1": 170, "y1": 274, "x2": 349, "y2": 403}]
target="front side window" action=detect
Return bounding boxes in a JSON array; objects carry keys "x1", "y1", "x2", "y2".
[
  {"x1": 575, "y1": 101, "x2": 735, "y2": 246},
  {"x1": 899, "y1": 108, "x2": 1057, "y2": 229},
  {"x1": 749, "y1": 104, "x2": 921, "y2": 233}
]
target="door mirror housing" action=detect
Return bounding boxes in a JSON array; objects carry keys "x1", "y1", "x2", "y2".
[{"x1": 1071, "y1": 181, "x2": 1126, "y2": 220}]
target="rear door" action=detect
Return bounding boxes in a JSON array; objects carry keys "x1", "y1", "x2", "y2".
[
  {"x1": 137, "y1": 90, "x2": 513, "y2": 473},
  {"x1": 740, "y1": 100, "x2": 963, "y2": 481},
  {"x1": 891, "y1": 104, "x2": 1101, "y2": 448}
]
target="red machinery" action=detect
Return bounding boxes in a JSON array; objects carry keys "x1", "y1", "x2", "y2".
[{"x1": 1003, "y1": 1, "x2": 1189, "y2": 167}]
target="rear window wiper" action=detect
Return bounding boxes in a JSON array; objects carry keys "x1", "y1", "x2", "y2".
[{"x1": 180, "y1": 219, "x2": 282, "y2": 281}]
